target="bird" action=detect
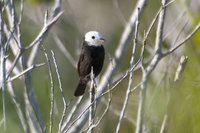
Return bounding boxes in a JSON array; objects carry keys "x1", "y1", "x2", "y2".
[{"x1": 74, "y1": 31, "x2": 105, "y2": 97}]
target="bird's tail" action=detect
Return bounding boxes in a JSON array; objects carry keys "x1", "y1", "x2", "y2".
[{"x1": 74, "y1": 79, "x2": 88, "y2": 97}]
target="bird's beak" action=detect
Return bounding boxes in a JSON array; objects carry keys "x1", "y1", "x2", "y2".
[{"x1": 100, "y1": 38, "x2": 105, "y2": 43}]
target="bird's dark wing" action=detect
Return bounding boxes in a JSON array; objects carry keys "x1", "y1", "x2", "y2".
[{"x1": 77, "y1": 44, "x2": 92, "y2": 79}]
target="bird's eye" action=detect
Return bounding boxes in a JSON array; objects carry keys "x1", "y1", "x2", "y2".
[{"x1": 92, "y1": 36, "x2": 95, "y2": 39}]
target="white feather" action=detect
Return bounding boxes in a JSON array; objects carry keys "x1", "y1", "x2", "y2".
[{"x1": 84, "y1": 31, "x2": 105, "y2": 46}]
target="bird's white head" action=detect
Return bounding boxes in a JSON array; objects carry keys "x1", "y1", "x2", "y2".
[{"x1": 84, "y1": 31, "x2": 105, "y2": 46}]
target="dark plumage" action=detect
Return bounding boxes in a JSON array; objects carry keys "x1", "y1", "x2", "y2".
[{"x1": 74, "y1": 31, "x2": 105, "y2": 96}]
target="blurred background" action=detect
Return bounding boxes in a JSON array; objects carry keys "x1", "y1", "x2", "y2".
[{"x1": 1, "y1": 0, "x2": 200, "y2": 132}]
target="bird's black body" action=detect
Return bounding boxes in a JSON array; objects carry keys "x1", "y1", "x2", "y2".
[{"x1": 74, "y1": 41, "x2": 105, "y2": 96}]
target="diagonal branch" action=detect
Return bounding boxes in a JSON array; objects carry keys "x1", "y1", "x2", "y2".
[
  {"x1": 135, "y1": 0, "x2": 168, "y2": 132},
  {"x1": 7, "y1": 63, "x2": 45, "y2": 82},
  {"x1": 28, "y1": 11, "x2": 63, "y2": 66},
  {"x1": 0, "y1": 1, "x2": 7, "y2": 130},
  {"x1": 116, "y1": 8, "x2": 140, "y2": 133},
  {"x1": 163, "y1": 22, "x2": 200, "y2": 56}
]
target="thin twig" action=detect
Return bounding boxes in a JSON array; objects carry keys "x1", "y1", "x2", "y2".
[
  {"x1": 174, "y1": 55, "x2": 188, "y2": 82},
  {"x1": 85, "y1": 93, "x2": 112, "y2": 133},
  {"x1": 154, "y1": 0, "x2": 167, "y2": 54},
  {"x1": 42, "y1": 47, "x2": 55, "y2": 133},
  {"x1": 130, "y1": 82, "x2": 142, "y2": 93},
  {"x1": 64, "y1": 110, "x2": 88, "y2": 132},
  {"x1": 28, "y1": 11, "x2": 63, "y2": 66},
  {"x1": 8, "y1": 0, "x2": 45, "y2": 131},
  {"x1": 160, "y1": 55, "x2": 188, "y2": 133},
  {"x1": 160, "y1": 115, "x2": 168, "y2": 133},
  {"x1": 52, "y1": 0, "x2": 62, "y2": 18},
  {"x1": 6, "y1": 50, "x2": 23, "y2": 80},
  {"x1": 96, "y1": 0, "x2": 148, "y2": 97},
  {"x1": 163, "y1": 11, "x2": 186, "y2": 40},
  {"x1": 0, "y1": 1, "x2": 7, "y2": 130},
  {"x1": 171, "y1": 20, "x2": 189, "y2": 47},
  {"x1": 163, "y1": 22, "x2": 200, "y2": 56},
  {"x1": 7, "y1": 82, "x2": 29, "y2": 132},
  {"x1": 18, "y1": 0, "x2": 24, "y2": 25},
  {"x1": 135, "y1": 0, "x2": 168, "y2": 132},
  {"x1": 61, "y1": 96, "x2": 83, "y2": 132},
  {"x1": 4, "y1": 0, "x2": 44, "y2": 132},
  {"x1": 144, "y1": 0, "x2": 175, "y2": 41},
  {"x1": 7, "y1": 63, "x2": 45, "y2": 82},
  {"x1": 51, "y1": 51, "x2": 68, "y2": 133},
  {"x1": 116, "y1": 8, "x2": 140, "y2": 133},
  {"x1": 101, "y1": 57, "x2": 141, "y2": 98},
  {"x1": 2, "y1": 0, "x2": 63, "y2": 132}
]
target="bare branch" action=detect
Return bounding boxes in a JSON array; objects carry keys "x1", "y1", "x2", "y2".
[
  {"x1": 61, "y1": 97, "x2": 83, "y2": 132},
  {"x1": 0, "y1": 1, "x2": 7, "y2": 130},
  {"x1": 116, "y1": 8, "x2": 140, "y2": 133},
  {"x1": 6, "y1": 50, "x2": 23, "y2": 80},
  {"x1": 97, "y1": 0, "x2": 148, "y2": 96},
  {"x1": 144, "y1": 0, "x2": 175, "y2": 41},
  {"x1": 52, "y1": 0, "x2": 62, "y2": 18},
  {"x1": 42, "y1": 48, "x2": 55, "y2": 133},
  {"x1": 18, "y1": 0, "x2": 24, "y2": 25},
  {"x1": 164, "y1": 22, "x2": 200, "y2": 56},
  {"x1": 154, "y1": 0, "x2": 167, "y2": 54},
  {"x1": 6, "y1": 0, "x2": 46, "y2": 131},
  {"x1": 160, "y1": 115, "x2": 168, "y2": 133},
  {"x1": 171, "y1": 20, "x2": 189, "y2": 47},
  {"x1": 28, "y1": 11, "x2": 63, "y2": 66},
  {"x1": 135, "y1": 0, "x2": 168, "y2": 132},
  {"x1": 7, "y1": 82, "x2": 29, "y2": 132},
  {"x1": 174, "y1": 55, "x2": 188, "y2": 82},
  {"x1": 51, "y1": 50, "x2": 68, "y2": 133},
  {"x1": 84, "y1": 93, "x2": 112, "y2": 133},
  {"x1": 159, "y1": 55, "x2": 188, "y2": 133},
  {"x1": 7, "y1": 63, "x2": 45, "y2": 82}
]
